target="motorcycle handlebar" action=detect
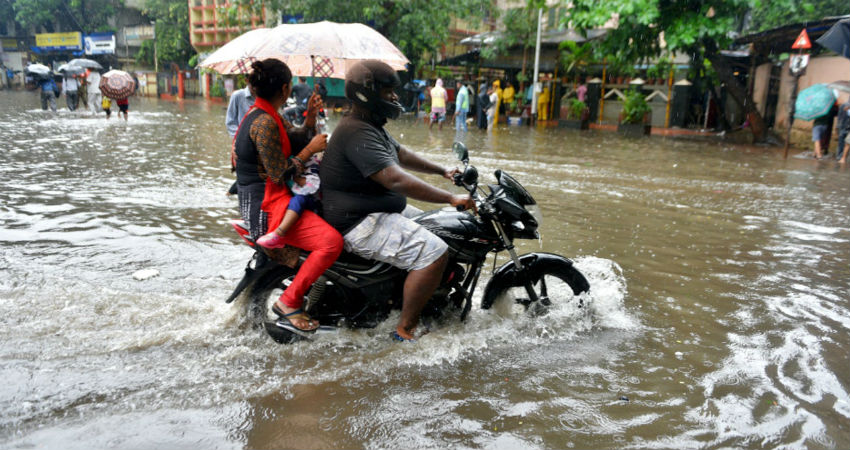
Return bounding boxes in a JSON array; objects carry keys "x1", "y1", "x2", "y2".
[{"x1": 453, "y1": 172, "x2": 464, "y2": 187}]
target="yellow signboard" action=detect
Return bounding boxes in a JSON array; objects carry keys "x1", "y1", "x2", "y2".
[
  {"x1": 35, "y1": 32, "x2": 82, "y2": 49},
  {"x1": 1, "y1": 38, "x2": 18, "y2": 50}
]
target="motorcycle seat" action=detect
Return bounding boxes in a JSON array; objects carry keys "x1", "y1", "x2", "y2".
[{"x1": 333, "y1": 251, "x2": 382, "y2": 271}]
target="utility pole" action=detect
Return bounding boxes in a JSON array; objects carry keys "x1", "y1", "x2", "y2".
[
  {"x1": 151, "y1": 20, "x2": 158, "y2": 74},
  {"x1": 785, "y1": 29, "x2": 811, "y2": 159},
  {"x1": 530, "y1": 7, "x2": 542, "y2": 118}
]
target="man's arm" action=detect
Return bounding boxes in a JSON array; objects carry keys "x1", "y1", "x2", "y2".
[
  {"x1": 225, "y1": 93, "x2": 240, "y2": 138},
  {"x1": 397, "y1": 145, "x2": 453, "y2": 179},
  {"x1": 370, "y1": 165, "x2": 471, "y2": 210}
]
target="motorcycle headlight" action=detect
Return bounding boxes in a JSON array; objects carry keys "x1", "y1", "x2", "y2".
[{"x1": 527, "y1": 203, "x2": 543, "y2": 227}]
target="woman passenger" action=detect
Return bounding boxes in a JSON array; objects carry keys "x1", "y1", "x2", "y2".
[{"x1": 233, "y1": 58, "x2": 343, "y2": 333}]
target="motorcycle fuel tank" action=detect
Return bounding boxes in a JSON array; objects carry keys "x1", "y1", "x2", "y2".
[{"x1": 414, "y1": 209, "x2": 500, "y2": 261}]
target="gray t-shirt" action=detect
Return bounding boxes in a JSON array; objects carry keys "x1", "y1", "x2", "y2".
[
  {"x1": 291, "y1": 82, "x2": 312, "y2": 106},
  {"x1": 320, "y1": 114, "x2": 406, "y2": 233}
]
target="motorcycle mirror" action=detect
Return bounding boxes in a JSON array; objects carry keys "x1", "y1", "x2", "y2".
[{"x1": 452, "y1": 142, "x2": 469, "y2": 165}]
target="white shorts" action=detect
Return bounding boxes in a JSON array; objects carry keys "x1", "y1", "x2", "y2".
[{"x1": 343, "y1": 206, "x2": 448, "y2": 271}]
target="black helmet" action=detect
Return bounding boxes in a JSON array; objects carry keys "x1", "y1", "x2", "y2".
[{"x1": 345, "y1": 60, "x2": 403, "y2": 121}]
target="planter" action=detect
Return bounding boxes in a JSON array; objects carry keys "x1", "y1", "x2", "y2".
[
  {"x1": 617, "y1": 122, "x2": 651, "y2": 137},
  {"x1": 559, "y1": 118, "x2": 590, "y2": 130},
  {"x1": 559, "y1": 109, "x2": 590, "y2": 130}
]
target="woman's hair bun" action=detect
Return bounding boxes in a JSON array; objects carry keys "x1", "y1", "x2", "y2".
[
  {"x1": 247, "y1": 58, "x2": 292, "y2": 100},
  {"x1": 250, "y1": 61, "x2": 264, "y2": 80}
]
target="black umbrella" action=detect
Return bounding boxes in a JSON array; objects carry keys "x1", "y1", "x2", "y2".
[{"x1": 816, "y1": 19, "x2": 850, "y2": 59}]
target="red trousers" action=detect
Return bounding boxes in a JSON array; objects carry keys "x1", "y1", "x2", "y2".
[{"x1": 273, "y1": 209, "x2": 343, "y2": 308}]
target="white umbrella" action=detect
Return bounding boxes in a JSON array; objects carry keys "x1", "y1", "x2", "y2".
[
  {"x1": 68, "y1": 58, "x2": 103, "y2": 70},
  {"x1": 26, "y1": 63, "x2": 53, "y2": 78},
  {"x1": 58, "y1": 63, "x2": 86, "y2": 75},
  {"x1": 199, "y1": 21, "x2": 409, "y2": 78}
]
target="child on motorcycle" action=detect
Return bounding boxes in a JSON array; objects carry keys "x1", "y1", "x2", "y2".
[{"x1": 255, "y1": 153, "x2": 322, "y2": 248}]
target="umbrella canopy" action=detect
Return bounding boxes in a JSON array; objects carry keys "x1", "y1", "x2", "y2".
[
  {"x1": 99, "y1": 70, "x2": 135, "y2": 99},
  {"x1": 58, "y1": 63, "x2": 86, "y2": 75},
  {"x1": 794, "y1": 84, "x2": 837, "y2": 120},
  {"x1": 68, "y1": 58, "x2": 103, "y2": 70},
  {"x1": 816, "y1": 19, "x2": 850, "y2": 59},
  {"x1": 199, "y1": 21, "x2": 409, "y2": 78},
  {"x1": 25, "y1": 63, "x2": 53, "y2": 79}
]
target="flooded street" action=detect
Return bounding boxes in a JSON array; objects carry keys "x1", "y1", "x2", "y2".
[{"x1": 1, "y1": 90, "x2": 849, "y2": 449}]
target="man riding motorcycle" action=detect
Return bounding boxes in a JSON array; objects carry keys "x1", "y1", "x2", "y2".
[{"x1": 320, "y1": 60, "x2": 475, "y2": 341}]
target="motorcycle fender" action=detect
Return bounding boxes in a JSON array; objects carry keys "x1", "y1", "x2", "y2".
[{"x1": 481, "y1": 253, "x2": 588, "y2": 308}]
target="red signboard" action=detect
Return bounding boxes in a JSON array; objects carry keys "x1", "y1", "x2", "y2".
[{"x1": 791, "y1": 29, "x2": 812, "y2": 49}]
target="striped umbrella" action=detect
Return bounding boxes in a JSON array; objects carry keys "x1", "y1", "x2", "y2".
[
  {"x1": 199, "y1": 21, "x2": 409, "y2": 78},
  {"x1": 99, "y1": 70, "x2": 135, "y2": 99}
]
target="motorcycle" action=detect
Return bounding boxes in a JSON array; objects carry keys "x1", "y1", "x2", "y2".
[
  {"x1": 283, "y1": 97, "x2": 326, "y2": 128},
  {"x1": 226, "y1": 142, "x2": 590, "y2": 343}
]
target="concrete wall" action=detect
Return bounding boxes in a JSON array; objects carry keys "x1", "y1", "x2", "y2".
[{"x1": 752, "y1": 63, "x2": 773, "y2": 115}]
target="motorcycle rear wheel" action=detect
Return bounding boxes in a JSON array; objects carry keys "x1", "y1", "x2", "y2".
[
  {"x1": 482, "y1": 261, "x2": 588, "y2": 318},
  {"x1": 250, "y1": 266, "x2": 304, "y2": 343}
]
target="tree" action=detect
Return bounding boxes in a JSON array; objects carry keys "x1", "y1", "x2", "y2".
[
  {"x1": 136, "y1": 0, "x2": 195, "y2": 68},
  {"x1": 11, "y1": 0, "x2": 122, "y2": 33},
  {"x1": 482, "y1": 1, "x2": 545, "y2": 87},
  {"x1": 566, "y1": 0, "x2": 772, "y2": 142},
  {"x1": 749, "y1": 0, "x2": 848, "y2": 32},
  {"x1": 566, "y1": 0, "x2": 849, "y2": 142},
  {"x1": 223, "y1": 0, "x2": 495, "y2": 69}
]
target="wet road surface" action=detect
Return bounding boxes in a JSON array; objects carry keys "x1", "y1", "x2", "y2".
[{"x1": 1, "y1": 91, "x2": 849, "y2": 449}]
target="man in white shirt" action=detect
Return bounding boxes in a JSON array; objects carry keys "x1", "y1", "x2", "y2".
[
  {"x1": 63, "y1": 74, "x2": 80, "y2": 111},
  {"x1": 86, "y1": 69, "x2": 102, "y2": 114},
  {"x1": 225, "y1": 86, "x2": 254, "y2": 138}
]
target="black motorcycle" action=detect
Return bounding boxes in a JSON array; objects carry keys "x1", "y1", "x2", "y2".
[{"x1": 227, "y1": 142, "x2": 590, "y2": 343}]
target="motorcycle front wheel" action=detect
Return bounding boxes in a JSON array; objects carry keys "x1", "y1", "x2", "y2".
[{"x1": 481, "y1": 256, "x2": 589, "y2": 317}]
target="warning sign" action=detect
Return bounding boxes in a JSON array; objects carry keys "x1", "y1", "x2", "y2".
[{"x1": 791, "y1": 29, "x2": 811, "y2": 50}]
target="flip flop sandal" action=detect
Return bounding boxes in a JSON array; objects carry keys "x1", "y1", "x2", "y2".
[
  {"x1": 272, "y1": 303, "x2": 318, "y2": 333},
  {"x1": 390, "y1": 331, "x2": 417, "y2": 343}
]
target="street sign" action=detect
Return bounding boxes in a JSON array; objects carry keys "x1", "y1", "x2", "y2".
[
  {"x1": 790, "y1": 54, "x2": 809, "y2": 75},
  {"x1": 791, "y1": 29, "x2": 812, "y2": 49}
]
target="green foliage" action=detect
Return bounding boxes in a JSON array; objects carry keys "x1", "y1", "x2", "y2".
[
  {"x1": 229, "y1": 0, "x2": 494, "y2": 69},
  {"x1": 210, "y1": 81, "x2": 225, "y2": 98},
  {"x1": 647, "y1": 57, "x2": 672, "y2": 81},
  {"x1": 10, "y1": 0, "x2": 122, "y2": 33},
  {"x1": 559, "y1": 41, "x2": 597, "y2": 77},
  {"x1": 749, "y1": 0, "x2": 847, "y2": 32},
  {"x1": 621, "y1": 89, "x2": 651, "y2": 124},
  {"x1": 568, "y1": 98, "x2": 587, "y2": 120},
  {"x1": 566, "y1": 0, "x2": 748, "y2": 67},
  {"x1": 136, "y1": 0, "x2": 196, "y2": 68},
  {"x1": 566, "y1": 0, "x2": 847, "y2": 67}
]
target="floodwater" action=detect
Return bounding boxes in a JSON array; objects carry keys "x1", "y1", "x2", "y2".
[{"x1": 1, "y1": 90, "x2": 848, "y2": 450}]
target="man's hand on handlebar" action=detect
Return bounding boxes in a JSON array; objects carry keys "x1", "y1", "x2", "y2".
[
  {"x1": 443, "y1": 167, "x2": 461, "y2": 181},
  {"x1": 449, "y1": 194, "x2": 476, "y2": 213}
]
